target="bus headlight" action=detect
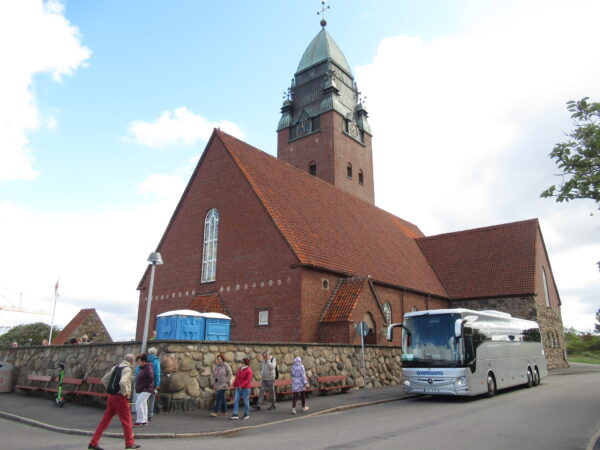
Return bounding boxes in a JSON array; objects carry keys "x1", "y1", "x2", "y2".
[
  {"x1": 403, "y1": 379, "x2": 411, "y2": 386},
  {"x1": 455, "y1": 376, "x2": 467, "y2": 386}
]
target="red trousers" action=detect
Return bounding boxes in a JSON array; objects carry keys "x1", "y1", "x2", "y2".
[{"x1": 90, "y1": 393, "x2": 135, "y2": 448}]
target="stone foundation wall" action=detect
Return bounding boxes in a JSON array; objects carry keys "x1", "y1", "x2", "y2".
[{"x1": 0, "y1": 340, "x2": 402, "y2": 411}]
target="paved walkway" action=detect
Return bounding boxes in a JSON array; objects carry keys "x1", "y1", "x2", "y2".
[{"x1": 0, "y1": 363, "x2": 597, "y2": 439}]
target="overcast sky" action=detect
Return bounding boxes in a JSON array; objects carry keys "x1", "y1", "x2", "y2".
[{"x1": 0, "y1": 0, "x2": 598, "y2": 341}]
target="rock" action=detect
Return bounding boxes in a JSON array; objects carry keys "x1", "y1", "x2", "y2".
[
  {"x1": 186, "y1": 378, "x2": 201, "y2": 397},
  {"x1": 179, "y1": 356, "x2": 194, "y2": 371},
  {"x1": 203, "y1": 353, "x2": 215, "y2": 366},
  {"x1": 162, "y1": 371, "x2": 188, "y2": 393}
]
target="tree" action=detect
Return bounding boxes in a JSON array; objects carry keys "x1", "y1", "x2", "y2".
[
  {"x1": 541, "y1": 97, "x2": 600, "y2": 206},
  {"x1": 595, "y1": 308, "x2": 600, "y2": 333},
  {"x1": 0, "y1": 322, "x2": 61, "y2": 347}
]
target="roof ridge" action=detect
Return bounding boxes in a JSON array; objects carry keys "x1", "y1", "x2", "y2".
[{"x1": 418, "y1": 218, "x2": 539, "y2": 242}]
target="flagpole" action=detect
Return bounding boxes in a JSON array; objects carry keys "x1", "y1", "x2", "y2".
[{"x1": 49, "y1": 278, "x2": 59, "y2": 345}]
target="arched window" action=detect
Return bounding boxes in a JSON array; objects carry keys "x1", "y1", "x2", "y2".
[
  {"x1": 201, "y1": 208, "x2": 219, "y2": 283},
  {"x1": 358, "y1": 169, "x2": 364, "y2": 185},
  {"x1": 347, "y1": 163, "x2": 352, "y2": 179},
  {"x1": 309, "y1": 161, "x2": 317, "y2": 176},
  {"x1": 541, "y1": 266, "x2": 550, "y2": 307},
  {"x1": 411, "y1": 305, "x2": 418, "y2": 312},
  {"x1": 383, "y1": 302, "x2": 392, "y2": 324}
]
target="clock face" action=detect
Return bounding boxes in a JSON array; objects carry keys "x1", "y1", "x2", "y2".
[{"x1": 298, "y1": 120, "x2": 311, "y2": 135}]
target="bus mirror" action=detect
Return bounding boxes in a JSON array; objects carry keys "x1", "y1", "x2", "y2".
[
  {"x1": 455, "y1": 319, "x2": 466, "y2": 338},
  {"x1": 387, "y1": 323, "x2": 403, "y2": 341}
]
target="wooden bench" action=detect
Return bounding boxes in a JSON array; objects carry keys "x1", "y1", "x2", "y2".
[
  {"x1": 16, "y1": 375, "x2": 52, "y2": 393},
  {"x1": 45, "y1": 376, "x2": 84, "y2": 396},
  {"x1": 317, "y1": 375, "x2": 353, "y2": 395},
  {"x1": 275, "y1": 378, "x2": 292, "y2": 399},
  {"x1": 226, "y1": 380, "x2": 262, "y2": 404},
  {"x1": 76, "y1": 377, "x2": 108, "y2": 399}
]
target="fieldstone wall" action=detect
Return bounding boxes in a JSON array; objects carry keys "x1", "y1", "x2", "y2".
[{"x1": 0, "y1": 340, "x2": 403, "y2": 411}]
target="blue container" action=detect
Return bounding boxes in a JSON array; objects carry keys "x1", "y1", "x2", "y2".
[
  {"x1": 156, "y1": 310, "x2": 231, "y2": 341},
  {"x1": 156, "y1": 310, "x2": 205, "y2": 340},
  {"x1": 202, "y1": 313, "x2": 231, "y2": 341}
]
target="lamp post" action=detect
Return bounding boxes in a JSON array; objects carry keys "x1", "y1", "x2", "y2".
[{"x1": 141, "y1": 252, "x2": 163, "y2": 354}]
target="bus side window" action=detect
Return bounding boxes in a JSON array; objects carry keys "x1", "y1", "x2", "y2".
[{"x1": 464, "y1": 326, "x2": 475, "y2": 364}]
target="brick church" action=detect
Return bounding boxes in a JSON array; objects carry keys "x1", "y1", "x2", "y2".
[{"x1": 136, "y1": 24, "x2": 567, "y2": 368}]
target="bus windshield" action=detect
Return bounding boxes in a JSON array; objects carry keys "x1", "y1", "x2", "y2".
[{"x1": 402, "y1": 313, "x2": 463, "y2": 368}]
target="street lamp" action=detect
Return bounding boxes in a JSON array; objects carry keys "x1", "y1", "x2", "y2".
[{"x1": 141, "y1": 252, "x2": 163, "y2": 354}]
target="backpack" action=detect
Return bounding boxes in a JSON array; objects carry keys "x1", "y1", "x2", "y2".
[
  {"x1": 271, "y1": 357, "x2": 279, "y2": 380},
  {"x1": 106, "y1": 365, "x2": 124, "y2": 394}
]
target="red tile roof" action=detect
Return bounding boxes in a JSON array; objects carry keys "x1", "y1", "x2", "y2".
[
  {"x1": 215, "y1": 130, "x2": 448, "y2": 298},
  {"x1": 188, "y1": 293, "x2": 229, "y2": 316},
  {"x1": 416, "y1": 219, "x2": 539, "y2": 299},
  {"x1": 51, "y1": 308, "x2": 113, "y2": 345},
  {"x1": 321, "y1": 277, "x2": 369, "y2": 322}
]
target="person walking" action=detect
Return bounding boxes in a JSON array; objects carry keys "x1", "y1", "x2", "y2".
[
  {"x1": 134, "y1": 354, "x2": 154, "y2": 427},
  {"x1": 290, "y1": 356, "x2": 309, "y2": 414},
  {"x1": 211, "y1": 354, "x2": 232, "y2": 416},
  {"x1": 230, "y1": 357, "x2": 253, "y2": 420},
  {"x1": 253, "y1": 350, "x2": 276, "y2": 411},
  {"x1": 146, "y1": 347, "x2": 161, "y2": 421},
  {"x1": 87, "y1": 354, "x2": 140, "y2": 450}
]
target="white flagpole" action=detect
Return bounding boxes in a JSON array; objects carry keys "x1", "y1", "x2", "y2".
[{"x1": 48, "y1": 278, "x2": 59, "y2": 345}]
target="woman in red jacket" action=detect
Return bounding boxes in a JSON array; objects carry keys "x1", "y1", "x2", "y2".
[{"x1": 230, "y1": 357, "x2": 253, "y2": 420}]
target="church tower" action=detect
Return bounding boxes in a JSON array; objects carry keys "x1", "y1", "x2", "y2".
[{"x1": 277, "y1": 22, "x2": 374, "y2": 204}]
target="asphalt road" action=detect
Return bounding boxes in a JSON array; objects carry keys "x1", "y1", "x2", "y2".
[{"x1": 2, "y1": 371, "x2": 599, "y2": 450}]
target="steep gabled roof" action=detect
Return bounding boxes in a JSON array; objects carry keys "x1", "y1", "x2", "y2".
[
  {"x1": 52, "y1": 308, "x2": 112, "y2": 345},
  {"x1": 321, "y1": 277, "x2": 369, "y2": 322},
  {"x1": 188, "y1": 293, "x2": 229, "y2": 316},
  {"x1": 417, "y1": 219, "x2": 539, "y2": 299},
  {"x1": 215, "y1": 130, "x2": 448, "y2": 297}
]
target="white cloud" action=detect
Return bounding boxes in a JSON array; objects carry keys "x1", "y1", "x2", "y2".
[
  {"x1": 0, "y1": 0, "x2": 91, "y2": 183},
  {"x1": 127, "y1": 107, "x2": 246, "y2": 148},
  {"x1": 356, "y1": 0, "x2": 600, "y2": 330}
]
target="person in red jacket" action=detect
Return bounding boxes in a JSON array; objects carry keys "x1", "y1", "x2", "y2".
[{"x1": 230, "y1": 357, "x2": 253, "y2": 420}]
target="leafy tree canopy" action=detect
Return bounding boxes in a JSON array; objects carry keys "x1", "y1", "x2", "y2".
[
  {"x1": 541, "y1": 97, "x2": 600, "y2": 206},
  {"x1": 596, "y1": 308, "x2": 600, "y2": 333},
  {"x1": 0, "y1": 322, "x2": 61, "y2": 347}
]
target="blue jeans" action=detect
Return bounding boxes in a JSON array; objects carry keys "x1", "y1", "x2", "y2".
[
  {"x1": 214, "y1": 389, "x2": 227, "y2": 413},
  {"x1": 232, "y1": 387, "x2": 250, "y2": 416}
]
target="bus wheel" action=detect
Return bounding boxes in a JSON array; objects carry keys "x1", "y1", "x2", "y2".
[
  {"x1": 526, "y1": 368, "x2": 533, "y2": 387},
  {"x1": 532, "y1": 367, "x2": 540, "y2": 386},
  {"x1": 486, "y1": 373, "x2": 496, "y2": 397}
]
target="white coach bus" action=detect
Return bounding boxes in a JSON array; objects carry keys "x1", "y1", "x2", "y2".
[{"x1": 387, "y1": 309, "x2": 547, "y2": 397}]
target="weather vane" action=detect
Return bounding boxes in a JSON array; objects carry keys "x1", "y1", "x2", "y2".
[{"x1": 317, "y1": 0, "x2": 330, "y2": 27}]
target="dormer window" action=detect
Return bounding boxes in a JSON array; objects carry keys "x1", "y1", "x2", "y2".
[{"x1": 347, "y1": 163, "x2": 353, "y2": 179}]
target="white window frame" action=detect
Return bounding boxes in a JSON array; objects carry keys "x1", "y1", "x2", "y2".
[
  {"x1": 201, "y1": 208, "x2": 219, "y2": 283},
  {"x1": 258, "y1": 310, "x2": 269, "y2": 326},
  {"x1": 541, "y1": 266, "x2": 550, "y2": 307},
  {"x1": 383, "y1": 302, "x2": 392, "y2": 324}
]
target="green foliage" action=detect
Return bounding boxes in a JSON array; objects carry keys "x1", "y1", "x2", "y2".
[
  {"x1": 541, "y1": 97, "x2": 600, "y2": 206},
  {"x1": 0, "y1": 322, "x2": 61, "y2": 347},
  {"x1": 564, "y1": 327, "x2": 600, "y2": 364},
  {"x1": 596, "y1": 308, "x2": 600, "y2": 333}
]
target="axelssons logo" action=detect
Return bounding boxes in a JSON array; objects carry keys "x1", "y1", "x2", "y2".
[{"x1": 416, "y1": 370, "x2": 443, "y2": 376}]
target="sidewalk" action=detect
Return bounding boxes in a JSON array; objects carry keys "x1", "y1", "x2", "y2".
[
  {"x1": 0, "y1": 384, "x2": 410, "y2": 439},
  {"x1": 0, "y1": 363, "x2": 596, "y2": 439}
]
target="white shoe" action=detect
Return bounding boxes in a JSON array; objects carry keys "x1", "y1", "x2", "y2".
[
  {"x1": 291, "y1": 408, "x2": 296, "y2": 414},
  {"x1": 303, "y1": 406, "x2": 309, "y2": 411}
]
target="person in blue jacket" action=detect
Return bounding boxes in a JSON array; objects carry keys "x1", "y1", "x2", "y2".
[{"x1": 135, "y1": 347, "x2": 161, "y2": 422}]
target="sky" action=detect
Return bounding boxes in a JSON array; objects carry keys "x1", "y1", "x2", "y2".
[{"x1": 0, "y1": 0, "x2": 599, "y2": 341}]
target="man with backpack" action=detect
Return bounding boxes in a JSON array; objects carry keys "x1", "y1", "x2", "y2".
[
  {"x1": 88, "y1": 354, "x2": 141, "y2": 450},
  {"x1": 253, "y1": 350, "x2": 277, "y2": 411}
]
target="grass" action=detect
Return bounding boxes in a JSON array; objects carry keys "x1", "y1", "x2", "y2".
[{"x1": 567, "y1": 355, "x2": 600, "y2": 365}]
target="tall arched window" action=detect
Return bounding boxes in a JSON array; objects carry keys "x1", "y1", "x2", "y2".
[
  {"x1": 201, "y1": 208, "x2": 219, "y2": 283},
  {"x1": 347, "y1": 163, "x2": 353, "y2": 179},
  {"x1": 358, "y1": 169, "x2": 364, "y2": 185},
  {"x1": 383, "y1": 302, "x2": 392, "y2": 324},
  {"x1": 541, "y1": 266, "x2": 550, "y2": 307}
]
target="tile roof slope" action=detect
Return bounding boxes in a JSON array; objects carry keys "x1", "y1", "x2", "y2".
[
  {"x1": 416, "y1": 219, "x2": 538, "y2": 299},
  {"x1": 215, "y1": 130, "x2": 448, "y2": 297},
  {"x1": 321, "y1": 277, "x2": 369, "y2": 322},
  {"x1": 188, "y1": 293, "x2": 229, "y2": 316},
  {"x1": 52, "y1": 308, "x2": 94, "y2": 345}
]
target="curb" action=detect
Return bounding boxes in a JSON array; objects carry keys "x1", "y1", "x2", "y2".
[{"x1": 0, "y1": 395, "x2": 410, "y2": 439}]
